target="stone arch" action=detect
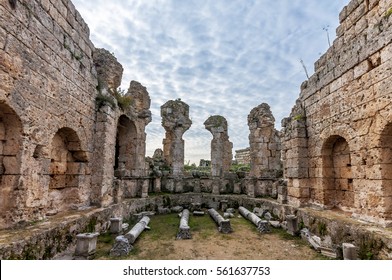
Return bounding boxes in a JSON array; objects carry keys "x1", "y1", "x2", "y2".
[
  {"x1": 0, "y1": 103, "x2": 22, "y2": 214},
  {"x1": 380, "y1": 122, "x2": 392, "y2": 221},
  {"x1": 48, "y1": 127, "x2": 88, "y2": 213},
  {"x1": 321, "y1": 135, "x2": 354, "y2": 211},
  {"x1": 114, "y1": 115, "x2": 137, "y2": 177}
]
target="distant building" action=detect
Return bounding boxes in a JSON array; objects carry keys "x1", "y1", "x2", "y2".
[
  {"x1": 199, "y1": 159, "x2": 211, "y2": 167},
  {"x1": 235, "y1": 148, "x2": 251, "y2": 165}
]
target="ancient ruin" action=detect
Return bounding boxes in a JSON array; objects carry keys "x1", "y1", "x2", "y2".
[
  {"x1": 204, "y1": 115, "x2": 233, "y2": 177},
  {"x1": 281, "y1": 0, "x2": 392, "y2": 227},
  {"x1": 0, "y1": 0, "x2": 392, "y2": 260},
  {"x1": 161, "y1": 100, "x2": 192, "y2": 177},
  {"x1": 248, "y1": 103, "x2": 282, "y2": 178}
]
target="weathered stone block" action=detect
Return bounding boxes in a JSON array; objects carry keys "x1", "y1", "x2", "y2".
[
  {"x1": 343, "y1": 243, "x2": 358, "y2": 260},
  {"x1": 74, "y1": 232, "x2": 99, "y2": 258}
]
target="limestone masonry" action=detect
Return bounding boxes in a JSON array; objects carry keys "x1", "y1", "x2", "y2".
[{"x1": 1, "y1": 0, "x2": 392, "y2": 259}]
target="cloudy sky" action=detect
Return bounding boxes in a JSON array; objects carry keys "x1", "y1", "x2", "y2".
[{"x1": 72, "y1": 0, "x2": 348, "y2": 164}]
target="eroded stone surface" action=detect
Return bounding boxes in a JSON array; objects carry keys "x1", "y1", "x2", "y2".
[
  {"x1": 282, "y1": 0, "x2": 392, "y2": 226},
  {"x1": 204, "y1": 115, "x2": 233, "y2": 177},
  {"x1": 248, "y1": 103, "x2": 282, "y2": 178},
  {"x1": 161, "y1": 100, "x2": 192, "y2": 177}
]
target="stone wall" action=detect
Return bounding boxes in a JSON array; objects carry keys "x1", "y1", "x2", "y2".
[
  {"x1": 235, "y1": 148, "x2": 251, "y2": 165},
  {"x1": 0, "y1": 0, "x2": 97, "y2": 228},
  {"x1": 282, "y1": 0, "x2": 392, "y2": 227},
  {"x1": 0, "y1": 0, "x2": 151, "y2": 228}
]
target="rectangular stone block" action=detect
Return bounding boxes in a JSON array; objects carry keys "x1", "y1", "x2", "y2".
[
  {"x1": 50, "y1": 162, "x2": 67, "y2": 174},
  {"x1": 65, "y1": 174, "x2": 80, "y2": 188},
  {"x1": 288, "y1": 186, "x2": 309, "y2": 199},
  {"x1": 49, "y1": 174, "x2": 66, "y2": 189},
  {"x1": 2, "y1": 156, "x2": 19, "y2": 175},
  {"x1": 75, "y1": 232, "x2": 99, "y2": 257}
]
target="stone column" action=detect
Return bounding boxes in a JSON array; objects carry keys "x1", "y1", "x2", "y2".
[
  {"x1": 204, "y1": 115, "x2": 233, "y2": 177},
  {"x1": 248, "y1": 103, "x2": 282, "y2": 178},
  {"x1": 126, "y1": 81, "x2": 152, "y2": 177},
  {"x1": 161, "y1": 100, "x2": 192, "y2": 177}
]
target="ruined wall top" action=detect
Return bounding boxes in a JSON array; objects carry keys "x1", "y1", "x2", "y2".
[
  {"x1": 247, "y1": 103, "x2": 275, "y2": 129},
  {"x1": 204, "y1": 115, "x2": 228, "y2": 134},
  {"x1": 127, "y1": 81, "x2": 151, "y2": 112},
  {"x1": 93, "y1": 48, "x2": 124, "y2": 93},
  {"x1": 161, "y1": 99, "x2": 192, "y2": 132}
]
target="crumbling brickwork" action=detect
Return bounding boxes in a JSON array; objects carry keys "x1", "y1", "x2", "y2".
[
  {"x1": 235, "y1": 148, "x2": 251, "y2": 165},
  {"x1": 0, "y1": 0, "x2": 97, "y2": 227},
  {"x1": 248, "y1": 103, "x2": 282, "y2": 178},
  {"x1": 0, "y1": 0, "x2": 151, "y2": 228},
  {"x1": 283, "y1": 0, "x2": 392, "y2": 227}
]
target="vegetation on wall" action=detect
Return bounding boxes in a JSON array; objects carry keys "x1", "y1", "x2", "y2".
[{"x1": 111, "y1": 88, "x2": 133, "y2": 111}]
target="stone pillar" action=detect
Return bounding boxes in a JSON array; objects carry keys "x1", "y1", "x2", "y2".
[
  {"x1": 110, "y1": 217, "x2": 123, "y2": 234},
  {"x1": 154, "y1": 177, "x2": 162, "y2": 193},
  {"x1": 141, "y1": 179, "x2": 149, "y2": 198},
  {"x1": 343, "y1": 243, "x2": 358, "y2": 260},
  {"x1": 286, "y1": 215, "x2": 299, "y2": 236},
  {"x1": 74, "y1": 232, "x2": 100, "y2": 258},
  {"x1": 161, "y1": 100, "x2": 192, "y2": 177},
  {"x1": 204, "y1": 115, "x2": 233, "y2": 177},
  {"x1": 126, "y1": 81, "x2": 152, "y2": 177},
  {"x1": 247, "y1": 103, "x2": 282, "y2": 178}
]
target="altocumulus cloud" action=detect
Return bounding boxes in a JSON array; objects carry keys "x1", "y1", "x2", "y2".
[{"x1": 73, "y1": 0, "x2": 348, "y2": 163}]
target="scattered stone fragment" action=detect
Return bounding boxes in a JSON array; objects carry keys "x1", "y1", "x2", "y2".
[
  {"x1": 224, "y1": 212, "x2": 235, "y2": 219},
  {"x1": 269, "y1": 220, "x2": 281, "y2": 228},
  {"x1": 171, "y1": 206, "x2": 184, "y2": 213},
  {"x1": 133, "y1": 211, "x2": 155, "y2": 220},
  {"x1": 226, "y1": 208, "x2": 236, "y2": 214},
  {"x1": 263, "y1": 212, "x2": 272, "y2": 221},
  {"x1": 191, "y1": 203, "x2": 202, "y2": 212},
  {"x1": 239, "y1": 206, "x2": 270, "y2": 233},
  {"x1": 122, "y1": 223, "x2": 129, "y2": 232},
  {"x1": 300, "y1": 228, "x2": 310, "y2": 241},
  {"x1": 220, "y1": 200, "x2": 229, "y2": 212},
  {"x1": 176, "y1": 209, "x2": 191, "y2": 239},
  {"x1": 208, "y1": 208, "x2": 233, "y2": 234},
  {"x1": 193, "y1": 211, "x2": 205, "y2": 216},
  {"x1": 158, "y1": 207, "x2": 171, "y2": 215},
  {"x1": 285, "y1": 215, "x2": 299, "y2": 236},
  {"x1": 309, "y1": 235, "x2": 322, "y2": 252},
  {"x1": 320, "y1": 246, "x2": 337, "y2": 259},
  {"x1": 110, "y1": 235, "x2": 132, "y2": 257}
]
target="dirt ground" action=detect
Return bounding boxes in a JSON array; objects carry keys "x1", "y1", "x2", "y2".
[
  {"x1": 89, "y1": 213, "x2": 327, "y2": 260},
  {"x1": 133, "y1": 228, "x2": 322, "y2": 260}
]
